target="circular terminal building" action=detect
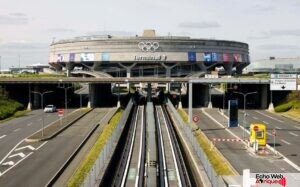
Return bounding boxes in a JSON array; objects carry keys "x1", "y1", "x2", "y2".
[{"x1": 49, "y1": 30, "x2": 250, "y2": 77}]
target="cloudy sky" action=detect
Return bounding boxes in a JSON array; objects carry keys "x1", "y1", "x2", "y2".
[{"x1": 0, "y1": 0, "x2": 300, "y2": 69}]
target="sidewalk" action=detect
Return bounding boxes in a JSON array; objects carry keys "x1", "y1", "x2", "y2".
[{"x1": 26, "y1": 108, "x2": 91, "y2": 142}]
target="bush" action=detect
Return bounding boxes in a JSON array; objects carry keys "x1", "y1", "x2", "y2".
[
  {"x1": 0, "y1": 97, "x2": 24, "y2": 120},
  {"x1": 274, "y1": 100, "x2": 300, "y2": 112}
]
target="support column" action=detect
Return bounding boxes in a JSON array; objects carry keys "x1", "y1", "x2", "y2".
[
  {"x1": 178, "y1": 84, "x2": 182, "y2": 109},
  {"x1": 223, "y1": 62, "x2": 234, "y2": 75},
  {"x1": 261, "y1": 84, "x2": 268, "y2": 109},
  {"x1": 33, "y1": 85, "x2": 40, "y2": 108},
  {"x1": 147, "y1": 83, "x2": 151, "y2": 102},
  {"x1": 188, "y1": 82, "x2": 192, "y2": 124},
  {"x1": 161, "y1": 63, "x2": 177, "y2": 92},
  {"x1": 27, "y1": 84, "x2": 32, "y2": 110},
  {"x1": 268, "y1": 90, "x2": 274, "y2": 111},
  {"x1": 118, "y1": 63, "x2": 137, "y2": 89}
]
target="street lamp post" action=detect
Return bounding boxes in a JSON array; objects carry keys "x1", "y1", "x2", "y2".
[
  {"x1": 233, "y1": 91, "x2": 257, "y2": 140},
  {"x1": 58, "y1": 80, "x2": 72, "y2": 115},
  {"x1": 31, "y1": 90, "x2": 53, "y2": 137}
]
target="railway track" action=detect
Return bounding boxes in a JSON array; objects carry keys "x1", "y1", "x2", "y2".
[{"x1": 101, "y1": 102, "x2": 193, "y2": 186}]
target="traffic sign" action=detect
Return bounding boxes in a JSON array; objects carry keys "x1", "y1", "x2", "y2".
[
  {"x1": 272, "y1": 129, "x2": 276, "y2": 136},
  {"x1": 270, "y1": 79, "x2": 297, "y2": 90},
  {"x1": 253, "y1": 126, "x2": 259, "y2": 132},
  {"x1": 58, "y1": 109, "x2": 64, "y2": 117},
  {"x1": 192, "y1": 115, "x2": 200, "y2": 123},
  {"x1": 271, "y1": 74, "x2": 297, "y2": 79}
]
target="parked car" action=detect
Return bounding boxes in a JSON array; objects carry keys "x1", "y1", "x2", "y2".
[{"x1": 44, "y1": 105, "x2": 56, "y2": 113}]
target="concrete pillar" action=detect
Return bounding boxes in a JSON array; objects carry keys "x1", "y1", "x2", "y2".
[
  {"x1": 147, "y1": 83, "x2": 151, "y2": 102},
  {"x1": 178, "y1": 84, "x2": 182, "y2": 109},
  {"x1": 268, "y1": 90, "x2": 274, "y2": 111},
  {"x1": 27, "y1": 84, "x2": 32, "y2": 110},
  {"x1": 223, "y1": 62, "x2": 233, "y2": 75},
  {"x1": 236, "y1": 63, "x2": 248, "y2": 75},
  {"x1": 33, "y1": 85, "x2": 40, "y2": 108},
  {"x1": 188, "y1": 82, "x2": 192, "y2": 124},
  {"x1": 260, "y1": 84, "x2": 268, "y2": 109}
]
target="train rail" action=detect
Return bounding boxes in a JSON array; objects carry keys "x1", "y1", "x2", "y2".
[{"x1": 102, "y1": 103, "x2": 193, "y2": 186}]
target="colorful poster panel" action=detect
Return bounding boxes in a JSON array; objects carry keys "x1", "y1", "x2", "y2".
[
  {"x1": 233, "y1": 54, "x2": 242, "y2": 62},
  {"x1": 102, "y1": 53, "x2": 110, "y2": 62},
  {"x1": 223, "y1": 53, "x2": 230, "y2": 62},
  {"x1": 80, "y1": 53, "x2": 94, "y2": 62},
  {"x1": 69, "y1": 53, "x2": 75, "y2": 63},
  {"x1": 188, "y1": 52, "x2": 196, "y2": 62},
  {"x1": 57, "y1": 54, "x2": 64, "y2": 63},
  {"x1": 204, "y1": 53, "x2": 212, "y2": 62},
  {"x1": 211, "y1": 52, "x2": 218, "y2": 62}
]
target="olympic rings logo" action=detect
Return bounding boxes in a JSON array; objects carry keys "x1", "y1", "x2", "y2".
[{"x1": 138, "y1": 41, "x2": 159, "y2": 52}]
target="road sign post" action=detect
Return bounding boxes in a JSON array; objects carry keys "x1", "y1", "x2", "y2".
[
  {"x1": 58, "y1": 109, "x2": 64, "y2": 125},
  {"x1": 272, "y1": 129, "x2": 276, "y2": 156}
]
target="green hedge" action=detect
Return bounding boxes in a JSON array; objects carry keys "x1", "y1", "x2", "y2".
[
  {"x1": 0, "y1": 97, "x2": 24, "y2": 120},
  {"x1": 274, "y1": 100, "x2": 300, "y2": 112}
]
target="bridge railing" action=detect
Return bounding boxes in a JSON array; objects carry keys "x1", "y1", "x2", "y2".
[
  {"x1": 81, "y1": 99, "x2": 133, "y2": 187},
  {"x1": 166, "y1": 99, "x2": 226, "y2": 187}
]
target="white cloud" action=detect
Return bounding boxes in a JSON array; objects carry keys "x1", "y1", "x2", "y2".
[
  {"x1": 0, "y1": 13, "x2": 29, "y2": 25},
  {"x1": 179, "y1": 21, "x2": 221, "y2": 29}
]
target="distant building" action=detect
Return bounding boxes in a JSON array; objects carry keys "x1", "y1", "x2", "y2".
[
  {"x1": 9, "y1": 64, "x2": 50, "y2": 74},
  {"x1": 244, "y1": 57, "x2": 300, "y2": 74}
]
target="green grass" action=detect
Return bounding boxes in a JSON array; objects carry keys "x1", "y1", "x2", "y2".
[
  {"x1": 177, "y1": 109, "x2": 236, "y2": 175},
  {"x1": 274, "y1": 100, "x2": 300, "y2": 112},
  {"x1": 67, "y1": 109, "x2": 124, "y2": 187},
  {"x1": 0, "y1": 110, "x2": 28, "y2": 123},
  {"x1": 0, "y1": 97, "x2": 24, "y2": 120}
]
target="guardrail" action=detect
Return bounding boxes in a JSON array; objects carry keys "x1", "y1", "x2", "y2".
[
  {"x1": 81, "y1": 99, "x2": 133, "y2": 187},
  {"x1": 166, "y1": 99, "x2": 226, "y2": 187}
]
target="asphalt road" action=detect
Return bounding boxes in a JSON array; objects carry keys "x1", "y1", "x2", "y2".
[
  {"x1": 236, "y1": 109, "x2": 300, "y2": 167},
  {"x1": 192, "y1": 108, "x2": 298, "y2": 174},
  {"x1": 0, "y1": 110, "x2": 61, "y2": 162},
  {"x1": 0, "y1": 108, "x2": 111, "y2": 187}
]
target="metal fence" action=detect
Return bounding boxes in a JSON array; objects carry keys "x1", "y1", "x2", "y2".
[
  {"x1": 167, "y1": 100, "x2": 226, "y2": 187},
  {"x1": 81, "y1": 100, "x2": 133, "y2": 187}
]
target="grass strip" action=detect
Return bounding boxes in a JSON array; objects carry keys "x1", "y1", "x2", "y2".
[
  {"x1": 67, "y1": 108, "x2": 124, "y2": 187},
  {"x1": 177, "y1": 109, "x2": 235, "y2": 175},
  {"x1": 0, "y1": 110, "x2": 29, "y2": 123}
]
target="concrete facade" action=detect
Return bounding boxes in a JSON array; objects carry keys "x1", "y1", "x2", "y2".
[{"x1": 49, "y1": 30, "x2": 250, "y2": 76}]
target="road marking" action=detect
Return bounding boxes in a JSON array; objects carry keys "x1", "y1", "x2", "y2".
[
  {"x1": 262, "y1": 121, "x2": 269, "y2": 125},
  {"x1": 289, "y1": 132, "x2": 299, "y2": 137},
  {"x1": 2, "y1": 161, "x2": 14, "y2": 166},
  {"x1": 0, "y1": 152, "x2": 33, "y2": 177},
  {"x1": 13, "y1": 128, "x2": 21, "y2": 132},
  {"x1": 35, "y1": 141, "x2": 48, "y2": 150},
  {"x1": 27, "y1": 122, "x2": 32, "y2": 126},
  {"x1": 0, "y1": 140, "x2": 24, "y2": 165},
  {"x1": 294, "y1": 126, "x2": 300, "y2": 130},
  {"x1": 8, "y1": 152, "x2": 25, "y2": 159},
  {"x1": 281, "y1": 139, "x2": 291, "y2": 145},
  {"x1": 281, "y1": 168, "x2": 286, "y2": 171},
  {"x1": 15, "y1": 145, "x2": 35, "y2": 151},
  {"x1": 255, "y1": 111, "x2": 284, "y2": 123},
  {"x1": 253, "y1": 116, "x2": 258, "y2": 120},
  {"x1": 37, "y1": 118, "x2": 42, "y2": 121},
  {"x1": 276, "y1": 126, "x2": 282, "y2": 130},
  {"x1": 0, "y1": 135, "x2": 7, "y2": 139}
]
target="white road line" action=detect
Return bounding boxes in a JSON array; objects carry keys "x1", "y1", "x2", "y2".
[
  {"x1": 262, "y1": 121, "x2": 269, "y2": 125},
  {"x1": 255, "y1": 111, "x2": 284, "y2": 123},
  {"x1": 0, "y1": 152, "x2": 33, "y2": 177},
  {"x1": 294, "y1": 126, "x2": 300, "y2": 130},
  {"x1": 276, "y1": 126, "x2": 282, "y2": 130},
  {"x1": 281, "y1": 139, "x2": 291, "y2": 145},
  {"x1": 13, "y1": 128, "x2": 21, "y2": 132},
  {"x1": 0, "y1": 140, "x2": 24, "y2": 165},
  {"x1": 37, "y1": 118, "x2": 42, "y2": 121},
  {"x1": 0, "y1": 135, "x2": 7, "y2": 139},
  {"x1": 253, "y1": 116, "x2": 258, "y2": 120},
  {"x1": 27, "y1": 123, "x2": 32, "y2": 126},
  {"x1": 35, "y1": 141, "x2": 48, "y2": 150},
  {"x1": 2, "y1": 161, "x2": 14, "y2": 166},
  {"x1": 8, "y1": 152, "x2": 25, "y2": 159},
  {"x1": 289, "y1": 132, "x2": 299, "y2": 137},
  {"x1": 15, "y1": 145, "x2": 35, "y2": 151}
]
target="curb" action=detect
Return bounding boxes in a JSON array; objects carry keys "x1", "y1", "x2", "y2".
[{"x1": 25, "y1": 109, "x2": 92, "y2": 142}]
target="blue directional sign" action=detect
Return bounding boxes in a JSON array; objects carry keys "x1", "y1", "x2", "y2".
[{"x1": 228, "y1": 100, "x2": 238, "y2": 127}]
